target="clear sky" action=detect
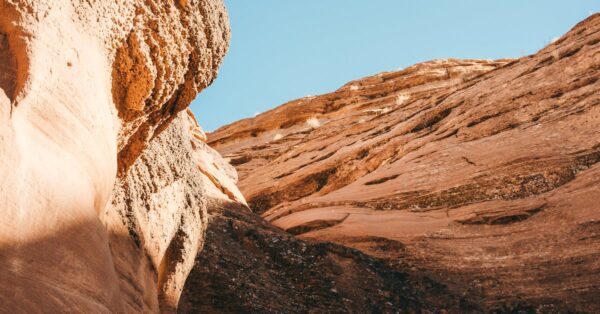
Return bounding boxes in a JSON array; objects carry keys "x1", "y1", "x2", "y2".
[{"x1": 190, "y1": 1, "x2": 599, "y2": 132}]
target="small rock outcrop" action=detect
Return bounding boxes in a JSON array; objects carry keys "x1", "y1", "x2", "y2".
[
  {"x1": 0, "y1": 0, "x2": 229, "y2": 312},
  {"x1": 209, "y1": 14, "x2": 600, "y2": 312}
]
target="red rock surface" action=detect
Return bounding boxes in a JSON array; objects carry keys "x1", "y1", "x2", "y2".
[{"x1": 209, "y1": 14, "x2": 600, "y2": 311}]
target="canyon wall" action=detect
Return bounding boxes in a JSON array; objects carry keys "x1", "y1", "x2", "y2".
[
  {"x1": 209, "y1": 14, "x2": 600, "y2": 312},
  {"x1": 1, "y1": 1, "x2": 598, "y2": 312},
  {"x1": 0, "y1": 0, "x2": 229, "y2": 312}
]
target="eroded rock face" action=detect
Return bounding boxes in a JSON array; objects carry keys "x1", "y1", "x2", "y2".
[
  {"x1": 108, "y1": 109, "x2": 244, "y2": 313},
  {"x1": 0, "y1": 0, "x2": 229, "y2": 312},
  {"x1": 210, "y1": 14, "x2": 600, "y2": 312}
]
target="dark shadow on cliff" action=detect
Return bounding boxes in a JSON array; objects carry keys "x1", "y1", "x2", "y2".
[
  {"x1": 179, "y1": 199, "x2": 598, "y2": 314},
  {"x1": 0, "y1": 219, "x2": 159, "y2": 313},
  {"x1": 178, "y1": 201, "x2": 490, "y2": 314}
]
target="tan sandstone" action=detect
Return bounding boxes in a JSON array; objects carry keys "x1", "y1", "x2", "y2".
[{"x1": 0, "y1": 0, "x2": 230, "y2": 312}]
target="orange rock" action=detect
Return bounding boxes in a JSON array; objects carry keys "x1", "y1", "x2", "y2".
[{"x1": 210, "y1": 14, "x2": 600, "y2": 311}]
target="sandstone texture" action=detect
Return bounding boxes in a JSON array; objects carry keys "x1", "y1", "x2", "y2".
[
  {"x1": 107, "y1": 109, "x2": 244, "y2": 312},
  {"x1": 210, "y1": 14, "x2": 600, "y2": 312},
  {"x1": 0, "y1": 0, "x2": 229, "y2": 312}
]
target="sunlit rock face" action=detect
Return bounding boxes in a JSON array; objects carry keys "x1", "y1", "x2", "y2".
[
  {"x1": 0, "y1": 0, "x2": 229, "y2": 312},
  {"x1": 209, "y1": 14, "x2": 600, "y2": 312}
]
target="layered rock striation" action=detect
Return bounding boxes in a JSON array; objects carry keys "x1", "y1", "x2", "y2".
[{"x1": 210, "y1": 14, "x2": 600, "y2": 312}]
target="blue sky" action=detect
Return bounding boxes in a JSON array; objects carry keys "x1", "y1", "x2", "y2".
[{"x1": 190, "y1": 1, "x2": 599, "y2": 132}]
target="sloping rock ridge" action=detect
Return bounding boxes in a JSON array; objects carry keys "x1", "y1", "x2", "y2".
[
  {"x1": 209, "y1": 14, "x2": 600, "y2": 312},
  {"x1": 0, "y1": 0, "x2": 229, "y2": 312}
]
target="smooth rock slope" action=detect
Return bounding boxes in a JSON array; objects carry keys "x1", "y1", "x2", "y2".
[{"x1": 210, "y1": 14, "x2": 600, "y2": 312}]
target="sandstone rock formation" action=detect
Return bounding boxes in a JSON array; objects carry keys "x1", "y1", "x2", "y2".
[
  {"x1": 209, "y1": 14, "x2": 600, "y2": 312},
  {"x1": 108, "y1": 109, "x2": 247, "y2": 313},
  {"x1": 2, "y1": 0, "x2": 598, "y2": 312},
  {"x1": 0, "y1": 0, "x2": 229, "y2": 312}
]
